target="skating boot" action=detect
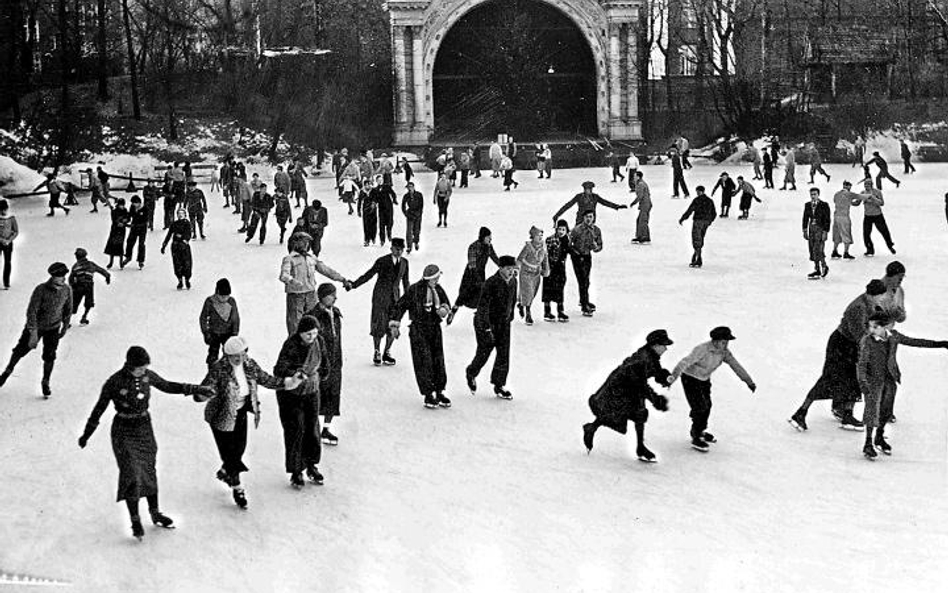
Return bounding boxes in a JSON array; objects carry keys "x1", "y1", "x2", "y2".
[
  {"x1": 305, "y1": 465, "x2": 324, "y2": 485},
  {"x1": 524, "y1": 310, "x2": 533, "y2": 326},
  {"x1": 839, "y1": 414, "x2": 865, "y2": 431},
  {"x1": 636, "y1": 445, "x2": 657, "y2": 463},
  {"x1": 831, "y1": 250, "x2": 841, "y2": 259},
  {"x1": 557, "y1": 304, "x2": 569, "y2": 322},
  {"x1": 373, "y1": 350, "x2": 381, "y2": 366},
  {"x1": 863, "y1": 443, "x2": 878, "y2": 460},
  {"x1": 874, "y1": 435, "x2": 892, "y2": 455},
  {"x1": 582, "y1": 423, "x2": 596, "y2": 453},
  {"x1": 131, "y1": 518, "x2": 145, "y2": 541},
  {"x1": 843, "y1": 253, "x2": 855, "y2": 260},
  {"x1": 290, "y1": 472, "x2": 305, "y2": 489},
  {"x1": 691, "y1": 437, "x2": 710, "y2": 452},
  {"x1": 465, "y1": 369, "x2": 477, "y2": 395},
  {"x1": 150, "y1": 510, "x2": 174, "y2": 528},
  {"x1": 543, "y1": 304, "x2": 555, "y2": 322},
  {"x1": 788, "y1": 410, "x2": 808, "y2": 431},
  {"x1": 424, "y1": 394, "x2": 438, "y2": 409},
  {"x1": 382, "y1": 352, "x2": 396, "y2": 366},
  {"x1": 436, "y1": 392, "x2": 452, "y2": 408},
  {"x1": 701, "y1": 432, "x2": 716, "y2": 444},
  {"x1": 233, "y1": 488, "x2": 248, "y2": 509},
  {"x1": 321, "y1": 427, "x2": 338, "y2": 446},
  {"x1": 821, "y1": 262, "x2": 829, "y2": 278},
  {"x1": 494, "y1": 385, "x2": 513, "y2": 400}
]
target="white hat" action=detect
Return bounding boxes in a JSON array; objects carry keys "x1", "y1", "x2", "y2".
[{"x1": 223, "y1": 336, "x2": 248, "y2": 356}]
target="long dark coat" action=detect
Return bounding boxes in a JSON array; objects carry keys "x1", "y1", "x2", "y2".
[
  {"x1": 456, "y1": 240, "x2": 500, "y2": 309},
  {"x1": 542, "y1": 233, "x2": 570, "y2": 303},
  {"x1": 588, "y1": 346, "x2": 671, "y2": 434},
  {"x1": 351, "y1": 255, "x2": 410, "y2": 338},
  {"x1": 309, "y1": 304, "x2": 343, "y2": 417},
  {"x1": 104, "y1": 207, "x2": 130, "y2": 256},
  {"x1": 162, "y1": 219, "x2": 193, "y2": 278}
]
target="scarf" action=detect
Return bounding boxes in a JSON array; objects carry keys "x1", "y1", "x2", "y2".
[
  {"x1": 211, "y1": 294, "x2": 233, "y2": 322},
  {"x1": 424, "y1": 284, "x2": 441, "y2": 312}
]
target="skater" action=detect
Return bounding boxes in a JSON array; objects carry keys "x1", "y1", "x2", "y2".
[
  {"x1": 788, "y1": 279, "x2": 889, "y2": 432},
  {"x1": 569, "y1": 210, "x2": 603, "y2": 316},
  {"x1": 0, "y1": 262, "x2": 72, "y2": 397},
  {"x1": 401, "y1": 181, "x2": 424, "y2": 253},
  {"x1": 552, "y1": 181, "x2": 627, "y2": 226},
  {"x1": 667, "y1": 327, "x2": 756, "y2": 452},
  {"x1": 434, "y1": 173, "x2": 452, "y2": 227},
  {"x1": 235, "y1": 176, "x2": 253, "y2": 229},
  {"x1": 338, "y1": 176, "x2": 358, "y2": 216},
  {"x1": 780, "y1": 146, "x2": 797, "y2": 191},
  {"x1": 830, "y1": 181, "x2": 863, "y2": 259},
  {"x1": 678, "y1": 135, "x2": 692, "y2": 169},
  {"x1": 196, "y1": 336, "x2": 302, "y2": 508},
  {"x1": 751, "y1": 145, "x2": 763, "y2": 180},
  {"x1": 668, "y1": 147, "x2": 690, "y2": 198},
  {"x1": 402, "y1": 158, "x2": 414, "y2": 185},
  {"x1": 375, "y1": 180, "x2": 398, "y2": 246},
  {"x1": 142, "y1": 180, "x2": 159, "y2": 231},
  {"x1": 273, "y1": 315, "x2": 329, "y2": 488},
  {"x1": 123, "y1": 196, "x2": 148, "y2": 269},
  {"x1": 69, "y1": 248, "x2": 111, "y2": 326},
  {"x1": 358, "y1": 178, "x2": 379, "y2": 246},
  {"x1": 899, "y1": 140, "x2": 915, "y2": 174},
  {"x1": 457, "y1": 149, "x2": 471, "y2": 188},
  {"x1": 104, "y1": 198, "x2": 130, "y2": 269},
  {"x1": 515, "y1": 226, "x2": 549, "y2": 326},
  {"x1": 762, "y1": 150, "x2": 775, "y2": 189},
  {"x1": 856, "y1": 313, "x2": 948, "y2": 459},
  {"x1": 864, "y1": 151, "x2": 901, "y2": 189},
  {"x1": 734, "y1": 176, "x2": 761, "y2": 220},
  {"x1": 853, "y1": 136, "x2": 866, "y2": 167},
  {"x1": 583, "y1": 330, "x2": 673, "y2": 462},
  {"x1": 78, "y1": 346, "x2": 211, "y2": 540},
  {"x1": 350, "y1": 238, "x2": 410, "y2": 366},
  {"x1": 711, "y1": 172, "x2": 736, "y2": 218},
  {"x1": 0, "y1": 198, "x2": 18, "y2": 290},
  {"x1": 535, "y1": 143, "x2": 547, "y2": 178},
  {"x1": 306, "y1": 200, "x2": 330, "y2": 257},
  {"x1": 280, "y1": 232, "x2": 348, "y2": 336},
  {"x1": 378, "y1": 154, "x2": 396, "y2": 188},
  {"x1": 489, "y1": 140, "x2": 503, "y2": 177},
  {"x1": 160, "y1": 209, "x2": 194, "y2": 290},
  {"x1": 389, "y1": 264, "x2": 455, "y2": 409},
  {"x1": 605, "y1": 151, "x2": 623, "y2": 183},
  {"x1": 220, "y1": 160, "x2": 232, "y2": 207},
  {"x1": 199, "y1": 278, "x2": 241, "y2": 367},
  {"x1": 540, "y1": 144, "x2": 553, "y2": 178},
  {"x1": 500, "y1": 153, "x2": 518, "y2": 191},
  {"x1": 291, "y1": 161, "x2": 309, "y2": 208},
  {"x1": 808, "y1": 143, "x2": 831, "y2": 183},
  {"x1": 245, "y1": 183, "x2": 274, "y2": 245},
  {"x1": 455, "y1": 227, "x2": 501, "y2": 313},
  {"x1": 542, "y1": 219, "x2": 571, "y2": 322},
  {"x1": 678, "y1": 185, "x2": 717, "y2": 268},
  {"x1": 162, "y1": 179, "x2": 178, "y2": 230},
  {"x1": 87, "y1": 168, "x2": 107, "y2": 213},
  {"x1": 859, "y1": 179, "x2": 896, "y2": 256},
  {"x1": 307, "y1": 283, "x2": 344, "y2": 446},
  {"x1": 464, "y1": 255, "x2": 518, "y2": 400},
  {"x1": 273, "y1": 187, "x2": 293, "y2": 245},
  {"x1": 273, "y1": 165, "x2": 291, "y2": 197},
  {"x1": 630, "y1": 171, "x2": 652, "y2": 243},
  {"x1": 802, "y1": 188, "x2": 831, "y2": 279},
  {"x1": 471, "y1": 143, "x2": 482, "y2": 178},
  {"x1": 185, "y1": 180, "x2": 207, "y2": 240},
  {"x1": 34, "y1": 172, "x2": 71, "y2": 216}
]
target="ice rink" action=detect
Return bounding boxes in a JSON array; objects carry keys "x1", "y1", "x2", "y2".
[{"x1": 1, "y1": 160, "x2": 946, "y2": 592}]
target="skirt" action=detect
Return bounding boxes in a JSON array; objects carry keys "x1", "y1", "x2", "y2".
[
  {"x1": 319, "y1": 367, "x2": 342, "y2": 417},
  {"x1": 104, "y1": 227, "x2": 127, "y2": 257},
  {"x1": 805, "y1": 329, "x2": 861, "y2": 404},
  {"x1": 111, "y1": 415, "x2": 158, "y2": 502},
  {"x1": 456, "y1": 267, "x2": 487, "y2": 309},
  {"x1": 832, "y1": 216, "x2": 853, "y2": 245},
  {"x1": 171, "y1": 240, "x2": 192, "y2": 278},
  {"x1": 542, "y1": 261, "x2": 567, "y2": 303},
  {"x1": 519, "y1": 270, "x2": 542, "y2": 307}
]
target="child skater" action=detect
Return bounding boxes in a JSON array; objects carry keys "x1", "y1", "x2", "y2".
[
  {"x1": 856, "y1": 313, "x2": 948, "y2": 459},
  {"x1": 667, "y1": 326, "x2": 757, "y2": 452},
  {"x1": 69, "y1": 247, "x2": 111, "y2": 325}
]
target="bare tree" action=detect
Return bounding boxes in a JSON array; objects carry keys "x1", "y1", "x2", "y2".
[{"x1": 122, "y1": 0, "x2": 141, "y2": 119}]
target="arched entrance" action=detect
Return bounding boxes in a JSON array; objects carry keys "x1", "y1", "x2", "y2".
[{"x1": 431, "y1": 0, "x2": 597, "y2": 140}]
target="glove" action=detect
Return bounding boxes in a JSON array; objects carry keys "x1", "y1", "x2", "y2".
[
  {"x1": 437, "y1": 304, "x2": 450, "y2": 320},
  {"x1": 59, "y1": 325, "x2": 70, "y2": 338},
  {"x1": 160, "y1": 248, "x2": 166, "y2": 255},
  {"x1": 106, "y1": 276, "x2": 111, "y2": 285},
  {"x1": 194, "y1": 386, "x2": 215, "y2": 399},
  {"x1": 619, "y1": 204, "x2": 628, "y2": 209},
  {"x1": 27, "y1": 330, "x2": 39, "y2": 350},
  {"x1": 446, "y1": 308, "x2": 456, "y2": 326},
  {"x1": 343, "y1": 279, "x2": 353, "y2": 291},
  {"x1": 389, "y1": 321, "x2": 401, "y2": 340},
  {"x1": 652, "y1": 394, "x2": 669, "y2": 412},
  {"x1": 78, "y1": 435, "x2": 89, "y2": 449},
  {"x1": 748, "y1": 382, "x2": 757, "y2": 393},
  {"x1": 803, "y1": 231, "x2": 809, "y2": 240},
  {"x1": 678, "y1": 220, "x2": 684, "y2": 226},
  {"x1": 253, "y1": 412, "x2": 261, "y2": 429}
]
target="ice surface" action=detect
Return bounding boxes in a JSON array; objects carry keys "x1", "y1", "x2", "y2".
[{"x1": 0, "y1": 162, "x2": 946, "y2": 592}]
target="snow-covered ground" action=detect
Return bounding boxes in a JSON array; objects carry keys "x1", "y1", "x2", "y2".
[{"x1": 1, "y1": 162, "x2": 946, "y2": 593}]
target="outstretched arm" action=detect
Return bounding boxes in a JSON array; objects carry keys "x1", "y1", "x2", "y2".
[{"x1": 552, "y1": 196, "x2": 577, "y2": 221}]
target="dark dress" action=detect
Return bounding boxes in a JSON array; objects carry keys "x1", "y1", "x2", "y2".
[
  {"x1": 81, "y1": 368, "x2": 201, "y2": 501},
  {"x1": 104, "y1": 207, "x2": 130, "y2": 257},
  {"x1": 308, "y1": 305, "x2": 343, "y2": 417},
  {"x1": 351, "y1": 255, "x2": 410, "y2": 338},
  {"x1": 588, "y1": 346, "x2": 671, "y2": 434},
  {"x1": 456, "y1": 240, "x2": 500, "y2": 309},
  {"x1": 542, "y1": 233, "x2": 570, "y2": 303},
  {"x1": 391, "y1": 281, "x2": 452, "y2": 396},
  {"x1": 161, "y1": 219, "x2": 193, "y2": 279}
]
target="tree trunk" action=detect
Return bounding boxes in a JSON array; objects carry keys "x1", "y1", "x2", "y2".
[
  {"x1": 121, "y1": 0, "x2": 141, "y2": 120},
  {"x1": 96, "y1": 0, "x2": 109, "y2": 101},
  {"x1": 164, "y1": 4, "x2": 177, "y2": 140},
  {"x1": 56, "y1": 0, "x2": 71, "y2": 168}
]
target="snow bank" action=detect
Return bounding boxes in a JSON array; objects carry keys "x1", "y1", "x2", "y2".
[{"x1": 0, "y1": 155, "x2": 45, "y2": 196}]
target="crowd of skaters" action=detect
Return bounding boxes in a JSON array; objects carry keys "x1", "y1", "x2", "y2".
[{"x1": 1, "y1": 133, "x2": 947, "y2": 543}]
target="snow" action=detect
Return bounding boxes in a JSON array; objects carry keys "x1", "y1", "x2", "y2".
[
  {"x1": 1, "y1": 163, "x2": 947, "y2": 592},
  {"x1": 0, "y1": 155, "x2": 45, "y2": 196}
]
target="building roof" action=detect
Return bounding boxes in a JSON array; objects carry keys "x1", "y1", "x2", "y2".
[{"x1": 804, "y1": 25, "x2": 894, "y2": 65}]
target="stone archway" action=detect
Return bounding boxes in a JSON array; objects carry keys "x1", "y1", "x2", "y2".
[{"x1": 386, "y1": 0, "x2": 643, "y2": 146}]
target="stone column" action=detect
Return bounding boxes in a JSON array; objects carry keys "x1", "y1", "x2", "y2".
[
  {"x1": 625, "y1": 24, "x2": 639, "y2": 122},
  {"x1": 393, "y1": 25, "x2": 409, "y2": 126},
  {"x1": 411, "y1": 26, "x2": 426, "y2": 127},
  {"x1": 608, "y1": 24, "x2": 621, "y2": 121}
]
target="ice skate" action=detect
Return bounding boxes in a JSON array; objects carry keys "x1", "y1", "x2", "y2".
[
  {"x1": 582, "y1": 423, "x2": 596, "y2": 453},
  {"x1": 131, "y1": 518, "x2": 145, "y2": 541},
  {"x1": 424, "y1": 394, "x2": 439, "y2": 409},
  {"x1": 874, "y1": 436, "x2": 892, "y2": 455},
  {"x1": 701, "y1": 432, "x2": 716, "y2": 444},
  {"x1": 465, "y1": 369, "x2": 477, "y2": 395},
  {"x1": 382, "y1": 352, "x2": 396, "y2": 366},
  {"x1": 690, "y1": 437, "x2": 710, "y2": 452},
  {"x1": 788, "y1": 410, "x2": 808, "y2": 431},
  {"x1": 839, "y1": 415, "x2": 865, "y2": 431},
  {"x1": 149, "y1": 510, "x2": 174, "y2": 528},
  {"x1": 321, "y1": 427, "x2": 338, "y2": 446},
  {"x1": 305, "y1": 465, "x2": 324, "y2": 485},
  {"x1": 636, "y1": 445, "x2": 657, "y2": 463},
  {"x1": 373, "y1": 350, "x2": 382, "y2": 366},
  {"x1": 494, "y1": 385, "x2": 513, "y2": 400},
  {"x1": 290, "y1": 472, "x2": 305, "y2": 489},
  {"x1": 863, "y1": 443, "x2": 878, "y2": 460},
  {"x1": 436, "y1": 392, "x2": 452, "y2": 408}
]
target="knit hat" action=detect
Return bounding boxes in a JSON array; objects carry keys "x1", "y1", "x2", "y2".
[
  {"x1": 866, "y1": 279, "x2": 887, "y2": 296},
  {"x1": 555, "y1": 219, "x2": 569, "y2": 231},
  {"x1": 317, "y1": 283, "x2": 337, "y2": 300},
  {"x1": 297, "y1": 315, "x2": 319, "y2": 334},
  {"x1": 423, "y1": 264, "x2": 442, "y2": 280},
  {"x1": 529, "y1": 226, "x2": 543, "y2": 238},
  {"x1": 216, "y1": 278, "x2": 231, "y2": 296},
  {"x1": 125, "y1": 346, "x2": 151, "y2": 367},
  {"x1": 223, "y1": 336, "x2": 248, "y2": 356},
  {"x1": 47, "y1": 262, "x2": 69, "y2": 277},
  {"x1": 478, "y1": 226, "x2": 492, "y2": 240},
  {"x1": 885, "y1": 261, "x2": 905, "y2": 276},
  {"x1": 709, "y1": 326, "x2": 736, "y2": 341},
  {"x1": 74, "y1": 248, "x2": 88, "y2": 259},
  {"x1": 498, "y1": 255, "x2": 517, "y2": 268},
  {"x1": 130, "y1": 195, "x2": 141, "y2": 203}
]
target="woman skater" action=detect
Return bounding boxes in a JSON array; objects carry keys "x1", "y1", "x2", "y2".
[
  {"x1": 160, "y1": 208, "x2": 193, "y2": 290},
  {"x1": 454, "y1": 227, "x2": 500, "y2": 313},
  {"x1": 515, "y1": 226, "x2": 549, "y2": 325},
  {"x1": 542, "y1": 219, "x2": 571, "y2": 322},
  {"x1": 78, "y1": 346, "x2": 212, "y2": 540},
  {"x1": 104, "y1": 198, "x2": 130, "y2": 269},
  {"x1": 196, "y1": 336, "x2": 302, "y2": 508}
]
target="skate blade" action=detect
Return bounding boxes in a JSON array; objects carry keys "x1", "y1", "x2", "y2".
[
  {"x1": 839, "y1": 424, "x2": 865, "y2": 432},
  {"x1": 690, "y1": 445, "x2": 710, "y2": 452},
  {"x1": 637, "y1": 456, "x2": 657, "y2": 463},
  {"x1": 788, "y1": 418, "x2": 806, "y2": 432}
]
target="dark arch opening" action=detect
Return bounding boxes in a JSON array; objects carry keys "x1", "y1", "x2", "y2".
[{"x1": 432, "y1": 0, "x2": 597, "y2": 141}]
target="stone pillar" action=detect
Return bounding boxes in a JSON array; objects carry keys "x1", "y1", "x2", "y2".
[
  {"x1": 608, "y1": 24, "x2": 622, "y2": 122},
  {"x1": 411, "y1": 26, "x2": 426, "y2": 127},
  {"x1": 625, "y1": 23, "x2": 641, "y2": 137},
  {"x1": 393, "y1": 25, "x2": 409, "y2": 126}
]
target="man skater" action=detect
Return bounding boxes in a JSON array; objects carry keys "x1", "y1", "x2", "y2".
[
  {"x1": 711, "y1": 172, "x2": 736, "y2": 218},
  {"x1": 186, "y1": 180, "x2": 208, "y2": 240},
  {"x1": 667, "y1": 326, "x2": 756, "y2": 452},
  {"x1": 402, "y1": 181, "x2": 424, "y2": 254},
  {"x1": 830, "y1": 181, "x2": 862, "y2": 260},
  {"x1": 780, "y1": 146, "x2": 797, "y2": 191},
  {"x1": 734, "y1": 176, "x2": 761, "y2": 219},
  {"x1": 762, "y1": 150, "x2": 775, "y2": 189},
  {"x1": 245, "y1": 183, "x2": 274, "y2": 245},
  {"x1": 859, "y1": 179, "x2": 896, "y2": 256},
  {"x1": 123, "y1": 196, "x2": 149, "y2": 269},
  {"x1": 465, "y1": 255, "x2": 518, "y2": 400},
  {"x1": 69, "y1": 248, "x2": 111, "y2": 325},
  {"x1": 375, "y1": 181, "x2": 398, "y2": 246},
  {"x1": 569, "y1": 210, "x2": 603, "y2": 316},
  {"x1": 0, "y1": 262, "x2": 73, "y2": 397},
  {"x1": 864, "y1": 151, "x2": 901, "y2": 189},
  {"x1": 389, "y1": 264, "x2": 455, "y2": 409},
  {"x1": 808, "y1": 143, "x2": 831, "y2": 184},
  {"x1": 34, "y1": 172, "x2": 71, "y2": 216},
  {"x1": 349, "y1": 238, "x2": 410, "y2": 366},
  {"x1": 606, "y1": 151, "x2": 623, "y2": 183},
  {"x1": 668, "y1": 147, "x2": 690, "y2": 199},
  {"x1": 583, "y1": 330, "x2": 674, "y2": 461},
  {"x1": 625, "y1": 151, "x2": 640, "y2": 192},
  {"x1": 899, "y1": 140, "x2": 915, "y2": 174},
  {"x1": 630, "y1": 171, "x2": 652, "y2": 243},
  {"x1": 142, "y1": 179, "x2": 159, "y2": 231},
  {"x1": 552, "y1": 181, "x2": 627, "y2": 226},
  {"x1": 802, "y1": 188, "x2": 831, "y2": 279},
  {"x1": 678, "y1": 185, "x2": 716, "y2": 268}
]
